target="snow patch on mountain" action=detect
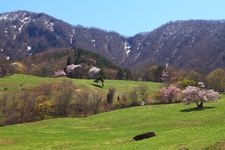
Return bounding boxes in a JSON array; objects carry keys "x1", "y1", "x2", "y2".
[
  {"x1": 135, "y1": 53, "x2": 141, "y2": 60},
  {"x1": 27, "y1": 46, "x2": 32, "y2": 51},
  {"x1": 18, "y1": 24, "x2": 24, "y2": 33},
  {"x1": 69, "y1": 28, "x2": 75, "y2": 44},
  {"x1": 0, "y1": 14, "x2": 10, "y2": 21},
  {"x1": 0, "y1": 12, "x2": 31, "y2": 27},
  {"x1": 20, "y1": 16, "x2": 31, "y2": 24},
  {"x1": 17, "y1": 14, "x2": 31, "y2": 33},
  {"x1": 124, "y1": 41, "x2": 131, "y2": 56},
  {"x1": 44, "y1": 21, "x2": 54, "y2": 32},
  {"x1": 0, "y1": 13, "x2": 20, "y2": 21},
  {"x1": 136, "y1": 43, "x2": 141, "y2": 50},
  {"x1": 26, "y1": 46, "x2": 33, "y2": 55},
  {"x1": 12, "y1": 25, "x2": 17, "y2": 29},
  {"x1": 13, "y1": 34, "x2": 16, "y2": 40},
  {"x1": 91, "y1": 39, "x2": 96, "y2": 47}
]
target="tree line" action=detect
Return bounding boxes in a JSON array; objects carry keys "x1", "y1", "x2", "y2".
[{"x1": 0, "y1": 80, "x2": 150, "y2": 125}]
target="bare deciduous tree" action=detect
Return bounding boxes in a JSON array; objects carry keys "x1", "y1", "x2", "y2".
[
  {"x1": 206, "y1": 68, "x2": 225, "y2": 92},
  {"x1": 53, "y1": 80, "x2": 75, "y2": 116},
  {"x1": 129, "y1": 87, "x2": 139, "y2": 106},
  {"x1": 19, "y1": 91, "x2": 37, "y2": 122},
  {"x1": 138, "y1": 84, "x2": 149, "y2": 103},
  {"x1": 107, "y1": 88, "x2": 116, "y2": 105},
  {"x1": 89, "y1": 92, "x2": 102, "y2": 114}
]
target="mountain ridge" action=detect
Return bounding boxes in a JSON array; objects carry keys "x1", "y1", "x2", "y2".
[{"x1": 1, "y1": 10, "x2": 225, "y2": 73}]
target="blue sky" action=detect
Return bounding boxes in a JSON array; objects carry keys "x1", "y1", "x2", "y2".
[{"x1": 1, "y1": 0, "x2": 225, "y2": 36}]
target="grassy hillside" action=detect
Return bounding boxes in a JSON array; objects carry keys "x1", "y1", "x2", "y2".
[
  {"x1": 0, "y1": 74, "x2": 161, "y2": 96},
  {"x1": 1, "y1": 74, "x2": 224, "y2": 149},
  {"x1": 0, "y1": 74, "x2": 162, "y2": 125},
  {"x1": 0, "y1": 95, "x2": 224, "y2": 149}
]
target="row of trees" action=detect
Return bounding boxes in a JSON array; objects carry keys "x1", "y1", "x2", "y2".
[
  {"x1": 0, "y1": 78, "x2": 220, "y2": 126},
  {"x1": 104, "y1": 84, "x2": 149, "y2": 109},
  {"x1": 0, "y1": 57, "x2": 14, "y2": 77},
  {"x1": 156, "y1": 82, "x2": 219, "y2": 109},
  {"x1": 140, "y1": 65, "x2": 225, "y2": 93},
  {"x1": 0, "y1": 80, "x2": 103, "y2": 125},
  {"x1": 1, "y1": 53, "x2": 224, "y2": 93},
  {"x1": 0, "y1": 80, "x2": 150, "y2": 125}
]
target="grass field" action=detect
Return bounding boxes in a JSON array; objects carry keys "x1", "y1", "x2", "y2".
[
  {"x1": 0, "y1": 74, "x2": 161, "y2": 97},
  {"x1": 0, "y1": 74, "x2": 161, "y2": 92},
  {"x1": 0, "y1": 95, "x2": 224, "y2": 149},
  {"x1": 1, "y1": 74, "x2": 225, "y2": 149}
]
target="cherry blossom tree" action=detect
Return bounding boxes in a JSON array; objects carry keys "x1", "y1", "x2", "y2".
[
  {"x1": 158, "y1": 85, "x2": 181, "y2": 103},
  {"x1": 182, "y1": 85, "x2": 219, "y2": 109}
]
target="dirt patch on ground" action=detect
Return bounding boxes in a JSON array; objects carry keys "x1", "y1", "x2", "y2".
[
  {"x1": 203, "y1": 142, "x2": 225, "y2": 150},
  {"x1": 0, "y1": 138, "x2": 16, "y2": 145}
]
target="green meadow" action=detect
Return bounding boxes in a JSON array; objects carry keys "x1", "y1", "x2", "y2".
[{"x1": 0, "y1": 74, "x2": 225, "y2": 149}]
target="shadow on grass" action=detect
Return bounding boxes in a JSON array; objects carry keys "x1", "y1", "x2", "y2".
[
  {"x1": 92, "y1": 83, "x2": 103, "y2": 88},
  {"x1": 180, "y1": 106, "x2": 216, "y2": 112}
]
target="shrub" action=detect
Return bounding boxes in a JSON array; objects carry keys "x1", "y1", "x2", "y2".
[
  {"x1": 206, "y1": 68, "x2": 225, "y2": 92},
  {"x1": 143, "y1": 65, "x2": 164, "y2": 82},
  {"x1": 19, "y1": 91, "x2": 37, "y2": 122},
  {"x1": 0, "y1": 91, "x2": 44, "y2": 125},
  {"x1": 138, "y1": 84, "x2": 149, "y2": 103},
  {"x1": 73, "y1": 91, "x2": 102, "y2": 117},
  {"x1": 75, "y1": 91, "x2": 89, "y2": 117},
  {"x1": 3, "y1": 87, "x2": 8, "y2": 91},
  {"x1": 129, "y1": 87, "x2": 139, "y2": 106},
  {"x1": 177, "y1": 78, "x2": 197, "y2": 89},
  {"x1": 36, "y1": 83, "x2": 52, "y2": 96},
  {"x1": 116, "y1": 94, "x2": 128, "y2": 108},
  {"x1": 0, "y1": 95, "x2": 21, "y2": 125},
  {"x1": 88, "y1": 92, "x2": 102, "y2": 114},
  {"x1": 36, "y1": 96, "x2": 53, "y2": 119},
  {"x1": 53, "y1": 80, "x2": 75, "y2": 116},
  {"x1": 185, "y1": 70, "x2": 201, "y2": 82},
  {"x1": 35, "y1": 65, "x2": 54, "y2": 77},
  {"x1": 157, "y1": 85, "x2": 181, "y2": 103}
]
